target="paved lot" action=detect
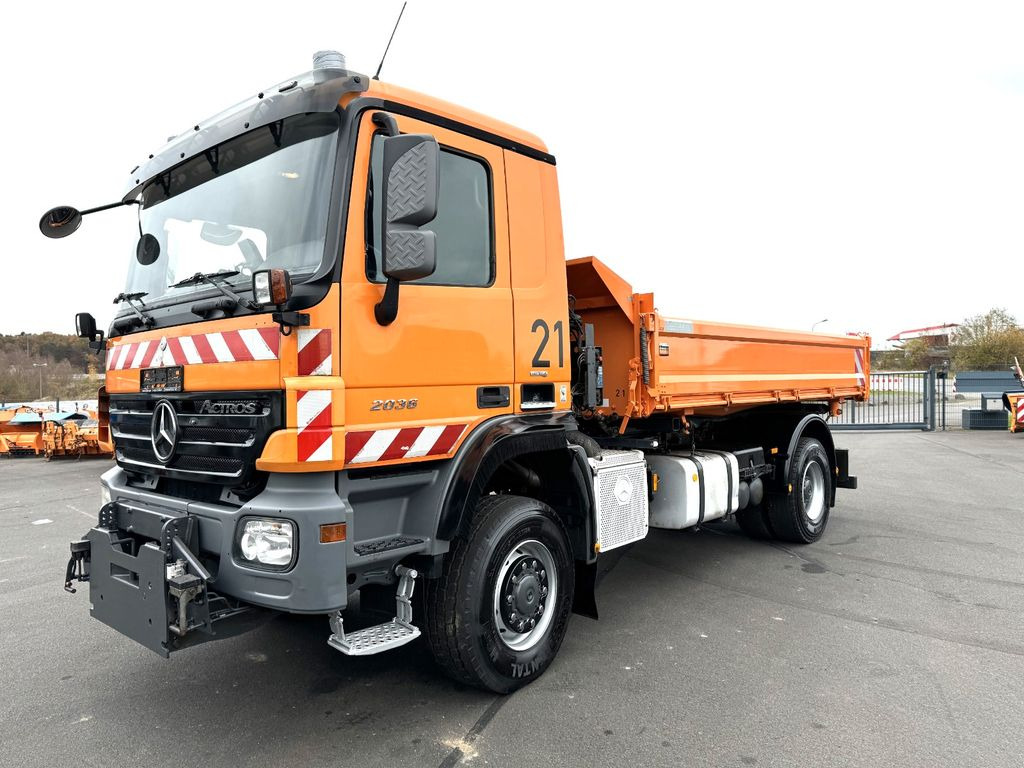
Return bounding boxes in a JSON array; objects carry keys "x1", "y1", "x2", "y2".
[{"x1": 1, "y1": 431, "x2": 1022, "y2": 768}]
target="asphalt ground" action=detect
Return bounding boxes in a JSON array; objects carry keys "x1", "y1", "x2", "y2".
[{"x1": 1, "y1": 431, "x2": 1022, "y2": 768}]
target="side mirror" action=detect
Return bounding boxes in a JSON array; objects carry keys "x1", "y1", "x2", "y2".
[
  {"x1": 40, "y1": 206, "x2": 83, "y2": 238},
  {"x1": 375, "y1": 133, "x2": 440, "y2": 325},
  {"x1": 136, "y1": 233, "x2": 161, "y2": 265},
  {"x1": 75, "y1": 312, "x2": 105, "y2": 353},
  {"x1": 75, "y1": 312, "x2": 96, "y2": 340}
]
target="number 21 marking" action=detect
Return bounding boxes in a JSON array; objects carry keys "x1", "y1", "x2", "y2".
[{"x1": 531, "y1": 319, "x2": 563, "y2": 368}]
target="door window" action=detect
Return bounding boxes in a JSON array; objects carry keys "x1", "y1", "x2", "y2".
[{"x1": 366, "y1": 139, "x2": 493, "y2": 286}]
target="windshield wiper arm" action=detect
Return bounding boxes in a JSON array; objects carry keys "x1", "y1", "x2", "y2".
[
  {"x1": 112, "y1": 291, "x2": 155, "y2": 327},
  {"x1": 170, "y1": 270, "x2": 258, "y2": 310}
]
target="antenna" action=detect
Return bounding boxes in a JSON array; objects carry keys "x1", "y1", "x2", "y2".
[{"x1": 374, "y1": 2, "x2": 407, "y2": 81}]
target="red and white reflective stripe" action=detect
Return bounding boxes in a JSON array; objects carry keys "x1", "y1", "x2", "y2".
[
  {"x1": 345, "y1": 424, "x2": 467, "y2": 465},
  {"x1": 853, "y1": 348, "x2": 866, "y2": 383},
  {"x1": 107, "y1": 328, "x2": 280, "y2": 370},
  {"x1": 297, "y1": 328, "x2": 332, "y2": 376},
  {"x1": 296, "y1": 389, "x2": 333, "y2": 462},
  {"x1": 1016, "y1": 399, "x2": 1024, "y2": 425}
]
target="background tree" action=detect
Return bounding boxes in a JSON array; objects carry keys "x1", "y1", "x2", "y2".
[
  {"x1": 0, "y1": 333, "x2": 102, "y2": 404},
  {"x1": 950, "y1": 308, "x2": 1024, "y2": 371},
  {"x1": 874, "y1": 338, "x2": 933, "y2": 370}
]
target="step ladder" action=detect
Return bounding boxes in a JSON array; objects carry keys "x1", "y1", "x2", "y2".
[{"x1": 327, "y1": 565, "x2": 421, "y2": 656}]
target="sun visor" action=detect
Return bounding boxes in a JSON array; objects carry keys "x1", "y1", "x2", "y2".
[{"x1": 122, "y1": 66, "x2": 367, "y2": 200}]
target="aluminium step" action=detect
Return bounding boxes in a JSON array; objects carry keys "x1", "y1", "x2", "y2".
[{"x1": 328, "y1": 620, "x2": 421, "y2": 656}]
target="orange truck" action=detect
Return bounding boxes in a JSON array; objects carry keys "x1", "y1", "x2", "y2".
[{"x1": 44, "y1": 51, "x2": 867, "y2": 693}]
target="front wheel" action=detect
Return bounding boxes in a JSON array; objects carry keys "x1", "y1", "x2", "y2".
[{"x1": 424, "y1": 495, "x2": 574, "y2": 693}]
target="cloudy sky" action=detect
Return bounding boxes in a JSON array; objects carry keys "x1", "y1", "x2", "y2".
[{"x1": 5, "y1": 1, "x2": 1024, "y2": 345}]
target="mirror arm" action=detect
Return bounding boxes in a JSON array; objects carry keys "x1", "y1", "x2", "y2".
[
  {"x1": 373, "y1": 113, "x2": 400, "y2": 327},
  {"x1": 88, "y1": 331, "x2": 106, "y2": 354},
  {"x1": 81, "y1": 200, "x2": 139, "y2": 217},
  {"x1": 372, "y1": 112, "x2": 400, "y2": 137},
  {"x1": 374, "y1": 278, "x2": 401, "y2": 326}
]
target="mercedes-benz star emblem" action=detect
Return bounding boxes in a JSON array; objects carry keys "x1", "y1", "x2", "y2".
[{"x1": 150, "y1": 400, "x2": 179, "y2": 464}]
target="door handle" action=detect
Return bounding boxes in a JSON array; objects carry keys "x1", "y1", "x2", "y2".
[{"x1": 477, "y1": 386, "x2": 510, "y2": 409}]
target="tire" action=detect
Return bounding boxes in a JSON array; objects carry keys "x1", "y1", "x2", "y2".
[
  {"x1": 735, "y1": 505, "x2": 773, "y2": 539},
  {"x1": 765, "y1": 437, "x2": 832, "y2": 543},
  {"x1": 424, "y1": 494, "x2": 575, "y2": 693}
]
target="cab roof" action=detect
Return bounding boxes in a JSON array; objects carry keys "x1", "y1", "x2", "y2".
[{"x1": 359, "y1": 79, "x2": 551, "y2": 159}]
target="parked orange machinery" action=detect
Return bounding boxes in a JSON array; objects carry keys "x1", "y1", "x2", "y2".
[
  {"x1": 42, "y1": 417, "x2": 113, "y2": 459},
  {"x1": 45, "y1": 50, "x2": 867, "y2": 693},
  {"x1": 0, "y1": 408, "x2": 42, "y2": 455}
]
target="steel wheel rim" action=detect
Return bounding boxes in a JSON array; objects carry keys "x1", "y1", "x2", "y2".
[
  {"x1": 802, "y1": 460, "x2": 826, "y2": 523},
  {"x1": 492, "y1": 539, "x2": 557, "y2": 651}
]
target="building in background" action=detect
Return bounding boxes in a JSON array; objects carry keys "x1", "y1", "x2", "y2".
[{"x1": 881, "y1": 323, "x2": 959, "y2": 368}]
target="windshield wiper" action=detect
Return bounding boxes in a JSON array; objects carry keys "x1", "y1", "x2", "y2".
[
  {"x1": 170, "y1": 270, "x2": 258, "y2": 311},
  {"x1": 112, "y1": 291, "x2": 155, "y2": 328}
]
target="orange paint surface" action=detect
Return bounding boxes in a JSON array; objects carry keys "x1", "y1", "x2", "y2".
[{"x1": 567, "y1": 257, "x2": 870, "y2": 419}]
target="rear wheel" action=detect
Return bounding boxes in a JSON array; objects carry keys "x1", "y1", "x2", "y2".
[
  {"x1": 424, "y1": 494, "x2": 574, "y2": 693},
  {"x1": 765, "y1": 437, "x2": 832, "y2": 543}
]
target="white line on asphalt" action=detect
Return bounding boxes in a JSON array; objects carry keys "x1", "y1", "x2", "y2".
[
  {"x1": 0, "y1": 556, "x2": 28, "y2": 564},
  {"x1": 32, "y1": 519, "x2": 53, "y2": 525},
  {"x1": 66, "y1": 505, "x2": 93, "y2": 518}
]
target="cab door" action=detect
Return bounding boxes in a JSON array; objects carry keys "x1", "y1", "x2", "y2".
[{"x1": 339, "y1": 110, "x2": 514, "y2": 467}]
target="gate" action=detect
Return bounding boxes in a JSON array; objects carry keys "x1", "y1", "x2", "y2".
[{"x1": 830, "y1": 369, "x2": 936, "y2": 431}]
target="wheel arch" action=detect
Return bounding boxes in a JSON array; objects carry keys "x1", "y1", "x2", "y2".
[
  {"x1": 436, "y1": 413, "x2": 598, "y2": 618},
  {"x1": 695, "y1": 405, "x2": 838, "y2": 505},
  {"x1": 783, "y1": 414, "x2": 837, "y2": 506},
  {"x1": 437, "y1": 414, "x2": 594, "y2": 555}
]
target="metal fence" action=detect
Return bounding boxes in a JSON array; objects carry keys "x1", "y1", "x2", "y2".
[
  {"x1": 831, "y1": 370, "x2": 934, "y2": 430},
  {"x1": 831, "y1": 369, "x2": 1017, "y2": 431}
]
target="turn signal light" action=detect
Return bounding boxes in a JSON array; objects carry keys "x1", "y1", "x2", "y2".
[
  {"x1": 253, "y1": 268, "x2": 293, "y2": 306},
  {"x1": 320, "y1": 522, "x2": 347, "y2": 543}
]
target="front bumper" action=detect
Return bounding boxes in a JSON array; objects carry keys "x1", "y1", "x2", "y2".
[{"x1": 67, "y1": 467, "x2": 350, "y2": 655}]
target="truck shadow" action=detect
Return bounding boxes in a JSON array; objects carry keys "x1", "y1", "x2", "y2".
[
  {"x1": 67, "y1": 606, "x2": 493, "y2": 758},
  {"x1": 66, "y1": 522, "x2": 775, "y2": 756}
]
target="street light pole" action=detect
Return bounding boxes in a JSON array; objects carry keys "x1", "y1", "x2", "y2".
[
  {"x1": 811, "y1": 318, "x2": 829, "y2": 332},
  {"x1": 32, "y1": 362, "x2": 48, "y2": 401}
]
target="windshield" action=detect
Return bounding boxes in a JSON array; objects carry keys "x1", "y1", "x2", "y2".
[{"x1": 123, "y1": 111, "x2": 340, "y2": 306}]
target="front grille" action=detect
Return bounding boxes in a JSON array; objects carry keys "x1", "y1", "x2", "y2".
[
  {"x1": 110, "y1": 390, "x2": 283, "y2": 488},
  {"x1": 114, "y1": 422, "x2": 254, "y2": 445},
  {"x1": 183, "y1": 426, "x2": 254, "y2": 444},
  {"x1": 117, "y1": 446, "x2": 246, "y2": 477}
]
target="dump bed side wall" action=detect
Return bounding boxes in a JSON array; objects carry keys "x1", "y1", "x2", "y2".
[
  {"x1": 565, "y1": 257, "x2": 870, "y2": 420},
  {"x1": 649, "y1": 315, "x2": 869, "y2": 412}
]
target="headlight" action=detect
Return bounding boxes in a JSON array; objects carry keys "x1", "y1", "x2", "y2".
[
  {"x1": 100, "y1": 483, "x2": 112, "y2": 506},
  {"x1": 237, "y1": 518, "x2": 295, "y2": 569},
  {"x1": 252, "y1": 268, "x2": 292, "y2": 306},
  {"x1": 252, "y1": 271, "x2": 272, "y2": 305}
]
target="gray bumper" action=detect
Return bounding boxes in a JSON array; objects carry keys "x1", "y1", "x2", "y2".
[{"x1": 102, "y1": 466, "x2": 351, "y2": 614}]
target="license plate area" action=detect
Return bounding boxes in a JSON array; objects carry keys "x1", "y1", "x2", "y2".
[{"x1": 141, "y1": 365, "x2": 183, "y2": 393}]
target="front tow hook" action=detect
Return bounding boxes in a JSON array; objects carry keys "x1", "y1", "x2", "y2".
[{"x1": 64, "y1": 539, "x2": 91, "y2": 593}]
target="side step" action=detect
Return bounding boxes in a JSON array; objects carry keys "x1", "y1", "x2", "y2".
[{"x1": 327, "y1": 565, "x2": 421, "y2": 656}]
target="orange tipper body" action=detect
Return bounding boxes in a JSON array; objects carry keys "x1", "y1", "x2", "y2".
[
  {"x1": 56, "y1": 51, "x2": 865, "y2": 688},
  {"x1": 566, "y1": 257, "x2": 869, "y2": 423}
]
